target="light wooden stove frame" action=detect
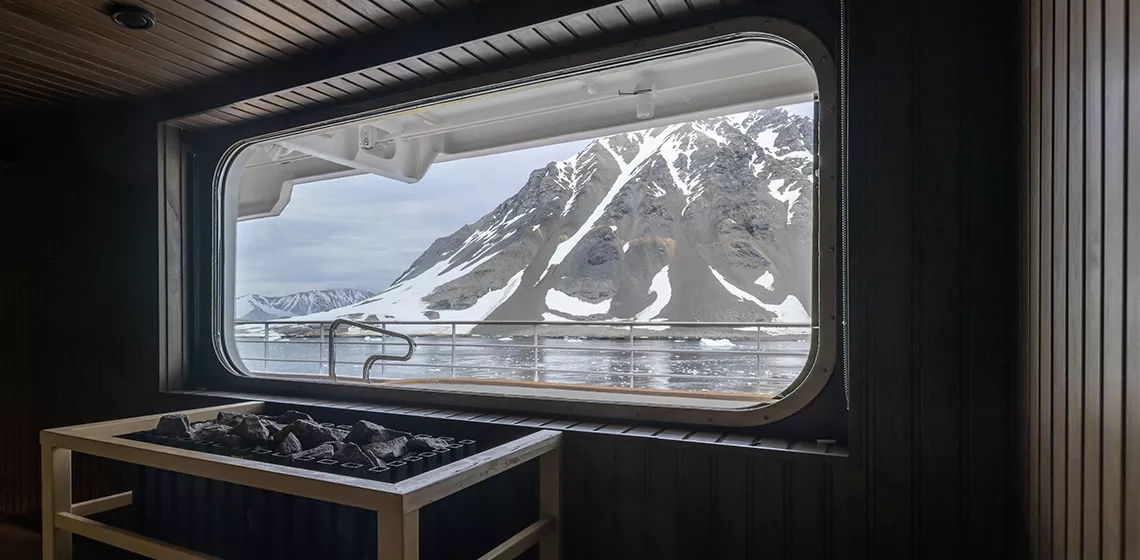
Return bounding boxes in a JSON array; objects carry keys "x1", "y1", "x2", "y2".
[{"x1": 40, "y1": 401, "x2": 562, "y2": 560}]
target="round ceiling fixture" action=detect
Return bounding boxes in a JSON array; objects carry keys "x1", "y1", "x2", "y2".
[{"x1": 109, "y1": 4, "x2": 155, "y2": 30}]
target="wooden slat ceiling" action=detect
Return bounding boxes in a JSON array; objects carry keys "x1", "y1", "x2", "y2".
[
  {"x1": 0, "y1": 0, "x2": 730, "y2": 126},
  {"x1": 174, "y1": 0, "x2": 731, "y2": 129},
  {"x1": 0, "y1": 0, "x2": 478, "y2": 111}
]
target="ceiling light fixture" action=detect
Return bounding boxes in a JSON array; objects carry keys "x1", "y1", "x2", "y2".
[{"x1": 109, "y1": 4, "x2": 155, "y2": 30}]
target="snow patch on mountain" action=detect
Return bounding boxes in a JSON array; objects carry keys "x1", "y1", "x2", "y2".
[
  {"x1": 634, "y1": 266, "x2": 672, "y2": 321},
  {"x1": 755, "y1": 271, "x2": 775, "y2": 290},
  {"x1": 760, "y1": 295, "x2": 811, "y2": 323},
  {"x1": 708, "y1": 267, "x2": 809, "y2": 322},
  {"x1": 546, "y1": 289, "x2": 612, "y2": 317},
  {"x1": 766, "y1": 178, "x2": 804, "y2": 225},
  {"x1": 659, "y1": 136, "x2": 698, "y2": 196},
  {"x1": 454, "y1": 270, "x2": 526, "y2": 330},
  {"x1": 778, "y1": 150, "x2": 812, "y2": 160},
  {"x1": 297, "y1": 249, "x2": 520, "y2": 333},
  {"x1": 755, "y1": 130, "x2": 779, "y2": 149}
]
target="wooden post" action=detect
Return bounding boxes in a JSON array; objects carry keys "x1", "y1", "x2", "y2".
[
  {"x1": 377, "y1": 506, "x2": 419, "y2": 560},
  {"x1": 41, "y1": 444, "x2": 72, "y2": 560},
  {"x1": 403, "y1": 510, "x2": 420, "y2": 560},
  {"x1": 539, "y1": 447, "x2": 561, "y2": 560}
]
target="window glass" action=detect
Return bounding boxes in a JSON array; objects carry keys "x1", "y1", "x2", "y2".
[{"x1": 220, "y1": 38, "x2": 824, "y2": 401}]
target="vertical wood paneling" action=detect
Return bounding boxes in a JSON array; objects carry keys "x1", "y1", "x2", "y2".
[
  {"x1": 1040, "y1": 0, "x2": 1056, "y2": 556},
  {"x1": 1102, "y1": 0, "x2": 1125, "y2": 556},
  {"x1": 857, "y1": 0, "x2": 916, "y2": 557},
  {"x1": 1050, "y1": 0, "x2": 1069, "y2": 556},
  {"x1": 614, "y1": 441, "x2": 647, "y2": 559},
  {"x1": 916, "y1": 0, "x2": 963, "y2": 554},
  {"x1": 828, "y1": 466, "x2": 867, "y2": 560},
  {"x1": 1019, "y1": 0, "x2": 1140, "y2": 555},
  {"x1": 676, "y1": 450, "x2": 711, "y2": 560},
  {"x1": 1081, "y1": 0, "x2": 1104, "y2": 555},
  {"x1": 788, "y1": 463, "x2": 827, "y2": 559},
  {"x1": 1064, "y1": 0, "x2": 1084, "y2": 556},
  {"x1": 963, "y1": 0, "x2": 1016, "y2": 552},
  {"x1": 560, "y1": 434, "x2": 589, "y2": 560},
  {"x1": 712, "y1": 454, "x2": 747, "y2": 559},
  {"x1": 586, "y1": 438, "x2": 617, "y2": 560},
  {"x1": 0, "y1": 112, "x2": 234, "y2": 526},
  {"x1": 747, "y1": 459, "x2": 786, "y2": 560},
  {"x1": 1124, "y1": 0, "x2": 1140, "y2": 556},
  {"x1": 645, "y1": 445, "x2": 678, "y2": 560},
  {"x1": 1028, "y1": 0, "x2": 1043, "y2": 553}
]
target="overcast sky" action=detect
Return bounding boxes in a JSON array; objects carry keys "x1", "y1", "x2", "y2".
[
  {"x1": 236, "y1": 140, "x2": 591, "y2": 296},
  {"x1": 235, "y1": 103, "x2": 814, "y2": 297}
]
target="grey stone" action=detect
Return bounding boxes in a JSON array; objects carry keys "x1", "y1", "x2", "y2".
[
  {"x1": 363, "y1": 436, "x2": 408, "y2": 462},
  {"x1": 331, "y1": 442, "x2": 381, "y2": 468},
  {"x1": 407, "y1": 436, "x2": 450, "y2": 453},
  {"x1": 343, "y1": 420, "x2": 411, "y2": 446},
  {"x1": 155, "y1": 414, "x2": 190, "y2": 437},
  {"x1": 276, "y1": 419, "x2": 339, "y2": 450},
  {"x1": 194, "y1": 424, "x2": 233, "y2": 443},
  {"x1": 234, "y1": 416, "x2": 272, "y2": 446},
  {"x1": 275, "y1": 433, "x2": 302, "y2": 454},
  {"x1": 275, "y1": 410, "x2": 314, "y2": 424},
  {"x1": 215, "y1": 411, "x2": 246, "y2": 427},
  {"x1": 292, "y1": 441, "x2": 344, "y2": 460},
  {"x1": 264, "y1": 420, "x2": 284, "y2": 438}
]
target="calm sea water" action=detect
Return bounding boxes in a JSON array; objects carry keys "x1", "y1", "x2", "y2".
[{"x1": 236, "y1": 335, "x2": 811, "y2": 395}]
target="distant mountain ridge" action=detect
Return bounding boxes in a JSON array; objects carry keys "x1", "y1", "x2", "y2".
[
  {"x1": 235, "y1": 288, "x2": 376, "y2": 321},
  {"x1": 296, "y1": 108, "x2": 814, "y2": 334}
]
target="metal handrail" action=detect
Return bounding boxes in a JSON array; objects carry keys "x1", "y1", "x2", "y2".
[
  {"x1": 234, "y1": 336, "x2": 811, "y2": 357},
  {"x1": 237, "y1": 319, "x2": 812, "y2": 328},
  {"x1": 240, "y1": 318, "x2": 811, "y2": 391},
  {"x1": 328, "y1": 318, "x2": 416, "y2": 381},
  {"x1": 248, "y1": 356, "x2": 796, "y2": 383}
]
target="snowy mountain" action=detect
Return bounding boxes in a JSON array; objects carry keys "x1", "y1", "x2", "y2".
[
  {"x1": 235, "y1": 288, "x2": 377, "y2": 321},
  {"x1": 297, "y1": 108, "x2": 814, "y2": 334}
]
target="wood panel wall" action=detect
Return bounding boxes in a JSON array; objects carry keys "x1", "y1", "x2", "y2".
[
  {"x1": 0, "y1": 109, "x2": 235, "y2": 524},
  {"x1": 1019, "y1": 0, "x2": 1140, "y2": 557},
  {"x1": 555, "y1": 0, "x2": 1020, "y2": 556},
  {"x1": 0, "y1": 0, "x2": 1021, "y2": 557}
]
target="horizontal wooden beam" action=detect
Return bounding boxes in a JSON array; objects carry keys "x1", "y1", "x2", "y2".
[
  {"x1": 55, "y1": 512, "x2": 217, "y2": 560},
  {"x1": 158, "y1": 0, "x2": 621, "y2": 120},
  {"x1": 48, "y1": 401, "x2": 265, "y2": 439},
  {"x1": 71, "y1": 491, "x2": 132, "y2": 517},
  {"x1": 398, "y1": 429, "x2": 561, "y2": 512},
  {"x1": 478, "y1": 517, "x2": 554, "y2": 560},
  {"x1": 40, "y1": 430, "x2": 402, "y2": 511}
]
